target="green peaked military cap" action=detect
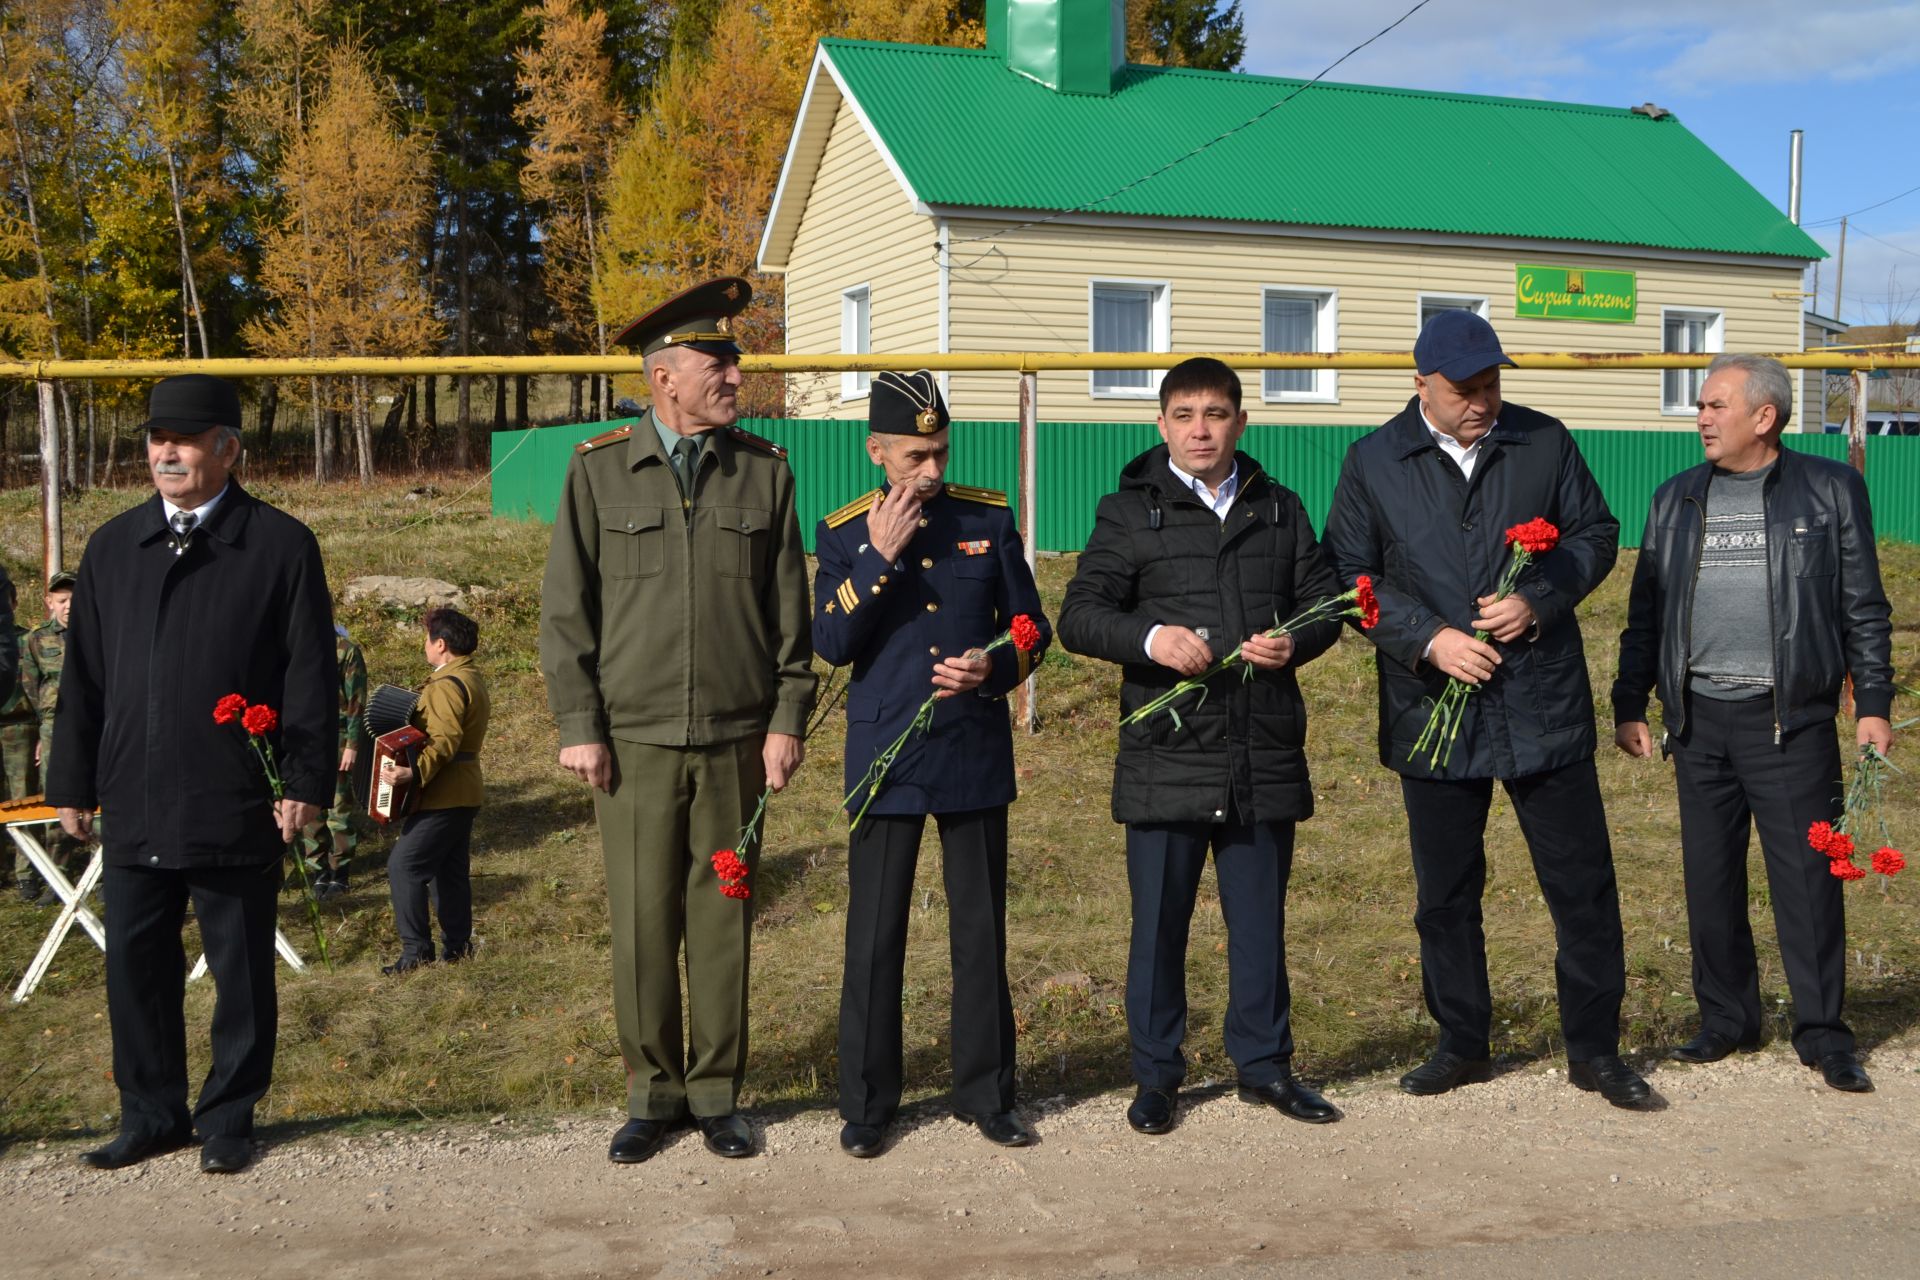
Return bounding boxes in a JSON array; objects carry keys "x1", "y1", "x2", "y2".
[{"x1": 611, "y1": 276, "x2": 752, "y2": 357}]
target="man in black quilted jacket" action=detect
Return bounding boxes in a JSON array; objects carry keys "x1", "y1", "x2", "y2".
[{"x1": 1058, "y1": 357, "x2": 1344, "y2": 1136}]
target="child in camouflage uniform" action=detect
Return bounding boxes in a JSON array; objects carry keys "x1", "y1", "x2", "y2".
[
  {"x1": 300, "y1": 623, "x2": 368, "y2": 899},
  {"x1": 18, "y1": 572, "x2": 79, "y2": 903},
  {"x1": 0, "y1": 579, "x2": 36, "y2": 895}
]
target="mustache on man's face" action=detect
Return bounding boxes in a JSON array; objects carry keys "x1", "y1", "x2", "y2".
[{"x1": 153, "y1": 462, "x2": 191, "y2": 476}]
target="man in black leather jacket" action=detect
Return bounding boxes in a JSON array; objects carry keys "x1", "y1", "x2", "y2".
[{"x1": 1614, "y1": 353, "x2": 1894, "y2": 1093}]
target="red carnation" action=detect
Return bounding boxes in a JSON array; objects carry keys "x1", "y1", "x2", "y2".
[
  {"x1": 1830, "y1": 858, "x2": 1866, "y2": 881},
  {"x1": 1010, "y1": 614, "x2": 1041, "y2": 653},
  {"x1": 241, "y1": 704, "x2": 279, "y2": 736},
  {"x1": 1826, "y1": 830, "x2": 1855, "y2": 862},
  {"x1": 1504, "y1": 518, "x2": 1560, "y2": 556},
  {"x1": 1872, "y1": 847, "x2": 1906, "y2": 877},
  {"x1": 213, "y1": 693, "x2": 248, "y2": 726},
  {"x1": 1355, "y1": 575, "x2": 1380, "y2": 630},
  {"x1": 1808, "y1": 821, "x2": 1837, "y2": 857},
  {"x1": 720, "y1": 883, "x2": 751, "y2": 900},
  {"x1": 710, "y1": 849, "x2": 748, "y2": 881}
]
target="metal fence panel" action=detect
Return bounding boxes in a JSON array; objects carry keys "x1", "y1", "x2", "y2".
[{"x1": 493, "y1": 419, "x2": 1920, "y2": 551}]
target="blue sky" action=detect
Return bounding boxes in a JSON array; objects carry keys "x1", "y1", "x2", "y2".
[{"x1": 1240, "y1": 0, "x2": 1920, "y2": 328}]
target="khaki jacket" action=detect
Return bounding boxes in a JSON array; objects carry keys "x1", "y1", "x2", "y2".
[
  {"x1": 539, "y1": 415, "x2": 816, "y2": 748},
  {"x1": 413, "y1": 654, "x2": 488, "y2": 810}
]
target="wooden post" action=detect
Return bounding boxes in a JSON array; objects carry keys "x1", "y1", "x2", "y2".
[
  {"x1": 1848, "y1": 368, "x2": 1869, "y2": 476},
  {"x1": 38, "y1": 379, "x2": 62, "y2": 584},
  {"x1": 1017, "y1": 369, "x2": 1039, "y2": 733}
]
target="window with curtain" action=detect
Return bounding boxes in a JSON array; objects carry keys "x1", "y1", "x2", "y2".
[
  {"x1": 1263, "y1": 288, "x2": 1335, "y2": 400},
  {"x1": 841, "y1": 286, "x2": 871, "y2": 399},
  {"x1": 1091, "y1": 283, "x2": 1163, "y2": 395},
  {"x1": 1663, "y1": 309, "x2": 1722, "y2": 412}
]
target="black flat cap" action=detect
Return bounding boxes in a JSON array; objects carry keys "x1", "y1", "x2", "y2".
[
  {"x1": 612, "y1": 277, "x2": 752, "y2": 357},
  {"x1": 142, "y1": 374, "x2": 242, "y2": 435}
]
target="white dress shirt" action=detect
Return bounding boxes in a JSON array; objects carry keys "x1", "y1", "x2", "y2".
[
  {"x1": 1143, "y1": 460, "x2": 1240, "y2": 661},
  {"x1": 1419, "y1": 403, "x2": 1487, "y2": 480},
  {"x1": 162, "y1": 481, "x2": 232, "y2": 530}
]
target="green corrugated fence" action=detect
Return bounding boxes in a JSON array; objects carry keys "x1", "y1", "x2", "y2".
[{"x1": 491, "y1": 419, "x2": 1920, "y2": 551}]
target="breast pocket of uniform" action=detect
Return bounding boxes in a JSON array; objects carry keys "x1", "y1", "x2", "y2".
[
  {"x1": 601, "y1": 506, "x2": 666, "y2": 580},
  {"x1": 949, "y1": 556, "x2": 998, "y2": 609},
  {"x1": 1788, "y1": 516, "x2": 1835, "y2": 577},
  {"x1": 716, "y1": 505, "x2": 772, "y2": 579}
]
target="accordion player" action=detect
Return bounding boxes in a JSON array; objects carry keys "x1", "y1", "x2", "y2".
[{"x1": 365, "y1": 683, "x2": 425, "y2": 824}]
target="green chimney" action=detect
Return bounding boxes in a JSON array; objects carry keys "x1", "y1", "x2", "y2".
[{"x1": 986, "y1": 0, "x2": 1125, "y2": 97}]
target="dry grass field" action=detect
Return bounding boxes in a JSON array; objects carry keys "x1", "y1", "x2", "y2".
[{"x1": 0, "y1": 472, "x2": 1915, "y2": 1144}]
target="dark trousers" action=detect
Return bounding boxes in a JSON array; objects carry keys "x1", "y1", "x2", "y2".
[
  {"x1": 838, "y1": 806, "x2": 1016, "y2": 1125},
  {"x1": 1124, "y1": 816, "x2": 1295, "y2": 1089},
  {"x1": 1401, "y1": 757, "x2": 1626, "y2": 1062},
  {"x1": 388, "y1": 806, "x2": 476, "y2": 962},
  {"x1": 102, "y1": 859, "x2": 280, "y2": 1140},
  {"x1": 1671, "y1": 696, "x2": 1853, "y2": 1061}
]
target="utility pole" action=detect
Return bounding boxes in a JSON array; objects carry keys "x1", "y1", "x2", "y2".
[{"x1": 1833, "y1": 216, "x2": 1848, "y2": 322}]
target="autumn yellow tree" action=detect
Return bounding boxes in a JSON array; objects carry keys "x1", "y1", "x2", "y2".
[
  {"x1": 246, "y1": 43, "x2": 440, "y2": 483},
  {"x1": 598, "y1": 0, "x2": 966, "y2": 413},
  {"x1": 515, "y1": 0, "x2": 625, "y2": 422}
]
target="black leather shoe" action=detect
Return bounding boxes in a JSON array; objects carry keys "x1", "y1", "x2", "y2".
[
  {"x1": 839, "y1": 1121, "x2": 887, "y2": 1158},
  {"x1": 698, "y1": 1113, "x2": 756, "y2": 1158},
  {"x1": 1238, "y1": 1076, "x2": 1340, "y2": 1124},
  {"x1": 380, "y1": 956, "x2": 431, "y2": 976},
  {"x1": 78, "y1": 1129, "x2": 193, "y2": 1170},
  {"x1": 1126, "y1": 1087, "x2": 1177, "y2": 1135},
  {"x1": 199, "y1": 1135, "x2": 253, "y2": 1174},
  {"x1": 607, "y1": 1117, "x2": 672, "y2": 1164},
  {"x1": 1667, "y1": 1029, "x2": 1758, "y2": 1064},
  {"x1": 954, "y1": 1109, "x2": 1032, "y2": 1147},
  {"x1": 1569, "y1": 1054, "x2": 1651, "y2": 1107},
  {"x1": 1817, "y1": 1050, "x2": 1873, "y2": 1093},
  {"x1": 1399, "y1": 1052, "x2": 1492, "y2": 1096}
]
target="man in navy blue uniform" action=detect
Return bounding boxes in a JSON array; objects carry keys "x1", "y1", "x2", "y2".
[{"x1": 812, "y1": 370, "x2": 1052, "y2": 1159}]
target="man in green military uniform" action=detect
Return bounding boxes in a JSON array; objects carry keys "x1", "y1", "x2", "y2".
[
  {"x1": 17, "y1": 572, "x2": 73, "y2": 902},
  {"x1": 300, "y1": 624, "x2": 367, "y2": 899},
  {"x1": 539, "y1": 277, "x2": 816, "y2": 1165}
]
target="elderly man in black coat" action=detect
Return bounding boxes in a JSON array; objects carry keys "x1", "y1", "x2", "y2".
[
  {"x1": 1324, "y1": 312, "x2": 1646, "y2": 1108},
  {"x1": 49, "y1": 374, "x2": 336, "y2": 1174},
  {"x1": 1059, "y1": 357, "x2": 1344, "y2": 1136}
]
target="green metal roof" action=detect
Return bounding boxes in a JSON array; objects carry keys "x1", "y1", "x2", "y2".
[{"x1": 820, "y1": 39, "x2": 1823, "y2": 261}]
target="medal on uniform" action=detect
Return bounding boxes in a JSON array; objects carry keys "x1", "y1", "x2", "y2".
[{"x1": 915, "y1": 408, "x2": 939, "y2": 433}]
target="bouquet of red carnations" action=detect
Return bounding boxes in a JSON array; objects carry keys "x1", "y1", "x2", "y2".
[
  {"x1": 1410, "y1": 518, "x2": 1558, "y2": 771},
  {"x1": 213, "y1": 693, "x2": 331, "y2": 969},
  {"x1": 1122, "y1": 578, "x2": 1379, "y2": 732}
]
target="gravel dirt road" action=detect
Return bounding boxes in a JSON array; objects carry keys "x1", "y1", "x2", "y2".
[{"x1": 6, "y1": 1037, "x2": 1917, "y2": 1279}]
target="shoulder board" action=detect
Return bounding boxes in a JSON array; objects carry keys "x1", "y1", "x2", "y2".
[
  {"x1": 945, "y1": 483, "x2": 1008, "y2": 508},
  {"x1": 574, "y1": 425, "x2": 633, "y2": 454},
  {"x1": 726, "y1": 425, "x2": 787, "y2": 459},
  {"x1": 824, "y1": 488, "x2": 882, "y2": 529}
]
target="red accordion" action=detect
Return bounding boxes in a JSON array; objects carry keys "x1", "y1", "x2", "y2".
[{"x1": 365, "y1": 684, "x2": 425, "y2": 824}]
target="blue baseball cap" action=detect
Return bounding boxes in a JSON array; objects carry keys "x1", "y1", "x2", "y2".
[{"x1": 1415, "y1": 310, "x2": 1516, "y2": 382}]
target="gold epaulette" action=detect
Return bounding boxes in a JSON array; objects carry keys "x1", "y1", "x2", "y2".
[
  {"x1": 575, "y1": 425, "x2": 633, "y2": 454},
  {"x1": 945, "y1": 483, "x2": 1008, "y2": 507},
  {"x1": 726, "y1": 425, "x2": 788, "y2": 459},
  {"x1": 824, "y1": 488, "x2": 882, "y2": 529}
]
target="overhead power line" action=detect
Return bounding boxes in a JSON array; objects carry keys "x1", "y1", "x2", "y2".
[{"x1": 1804, "y1": 181, "x2": 1920, "y2": 229}]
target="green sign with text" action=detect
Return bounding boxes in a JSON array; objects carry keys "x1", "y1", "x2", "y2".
[{"x1": 1514, "y1": 264, "x2": 1637, "y2": 322}]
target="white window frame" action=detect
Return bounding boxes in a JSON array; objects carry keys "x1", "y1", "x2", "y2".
[
  {"x1": 1661, "y1": 306, "x2": 1724, "y2": 416},
  {"x1": 1416, "y1": 293, "x2": 1490, "y2": 330},
  {"x1": 1260, "y1": 286, "x2": 1339, "y2": 404},
  {"x1": 1087, "y1": 278, "x2": 1170, "y2": 400},
  {"x1": 841, "y1": 284, "x2": 872, "y2": 401}
]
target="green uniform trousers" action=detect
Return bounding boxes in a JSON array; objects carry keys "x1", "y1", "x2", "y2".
[{"x1": 597, "y1": 735, "x2": 764, "y2": 1120}]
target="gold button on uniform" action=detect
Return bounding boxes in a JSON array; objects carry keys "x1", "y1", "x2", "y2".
[
  {"x1": 871, "y1": 585, "x2": 882, "y2": 596},
  {"x1": 917, "y1": 517, "x2": 929, "y2": 528},
  {"x1": 929, "y1": 646, "x2": 941, "y2": 656},
  {"x1": 877, "y1": 574, "x2": 889, "y2": 584},
  {"x1": 920, "y1": 558, "x2": 933, "y2": 569},
  {"x1": 925, "y1": 602, "x2": 939, "y2": 613}
]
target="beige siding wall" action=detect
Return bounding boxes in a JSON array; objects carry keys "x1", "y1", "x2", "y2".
[
  {"x1": 940, "y1": 218, "x2": 1807, "y2": 428},
  {"x1": 782, "y1": 96, "x2": 939, "y2": 420}
]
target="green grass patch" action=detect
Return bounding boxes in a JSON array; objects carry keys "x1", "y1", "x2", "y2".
[{"x1": 1, "y1": 474, "x2": 1916, "y2": 1140}]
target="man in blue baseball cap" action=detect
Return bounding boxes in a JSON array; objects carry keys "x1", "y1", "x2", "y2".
[{"x1": 1324, "y1": 311, "x2": 1647, "y2": 1109}]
